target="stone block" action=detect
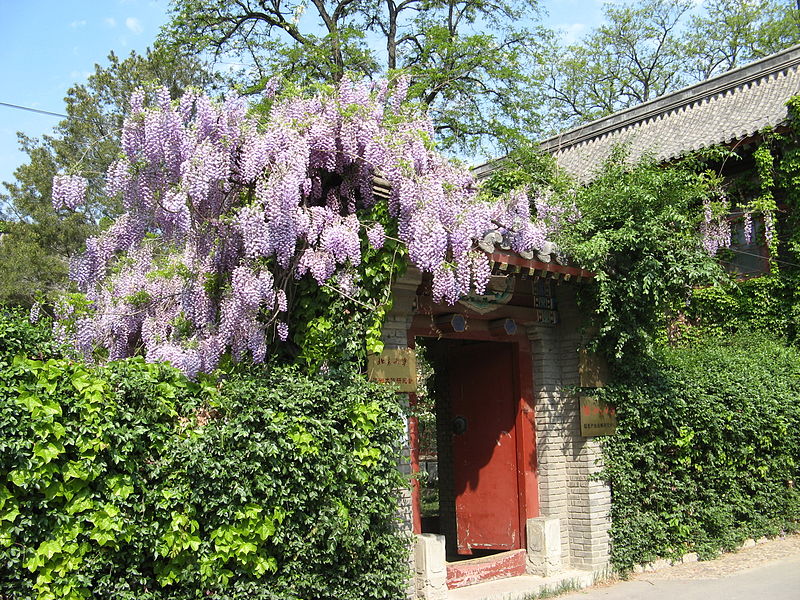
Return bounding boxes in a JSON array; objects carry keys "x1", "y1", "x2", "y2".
[
  {"x1": 414, "y1": 534, "x2": 447, "y2": 600},
  {"x1": 526, "y1": 516, "x2": 563, "y2": 576},
  {"x1": 682, "y1": 552, "x2": 699, "y2": 563}
]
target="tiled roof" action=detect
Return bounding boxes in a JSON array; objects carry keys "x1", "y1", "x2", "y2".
[{"x1": 536, "y1": 45, "x2": 800, "y2": 182}]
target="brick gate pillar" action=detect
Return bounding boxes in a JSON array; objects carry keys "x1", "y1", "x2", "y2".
[{"x1": 526, "y1": 284, "x2": 611, "y2": 572}]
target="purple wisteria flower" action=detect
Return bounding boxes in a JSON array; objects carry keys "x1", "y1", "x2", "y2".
[
  {"x1": 52, "y1": 174, "x2": 88, "y2": 210},
  {"x1": 764, "y1": 212, "x2": 775, "y2": 246},
  {"x1": 743, "y1": 211, "x2": 753, "y2": 245},
  {"x1": 53, "y1": 81, "x2": 573, "y2": 377},
  {"x1": 699, "y1": 198, "x2": 732, "y2": 255},
  {"x1": 366, "y1": 223, "x2": 386, "y2": 249}
]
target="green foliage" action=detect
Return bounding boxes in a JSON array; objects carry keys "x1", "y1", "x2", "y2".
[
  {"x1": 163, "y1": 0, "x2": 549, "y2": 154},
  {"x1": 685, "y1": 0, "x2": 800, "y2": 80},
  {"x1": 290, "y1": 201, "x2": 407, "y2": 372},
  {"x1": 544, "y1": 0, "x2": 800, "y2": 129},
  {"x1": 0, "y1": 308, "x2": 60, "y2": 360},
  {"x1": 683, "y1": 273, "x2": 800, "y2": 342},
  {"x1": 201, "y1": 367, "x2": 409, "y2": 599},
  {"x1": 479, "y1": 141, "x2": 573, "y2": 199},
  {"x1": 543, "y1": 0, "x2": 691, "y2": 127},
  {"x1": 677, "y1": 93, "x2": 800, "y2": 345},
  {"x1": 0, "y1": 314, "x2": 409, "y2": 599},
  {"x1": 555, "y1": 151, "x2": 725, "y2": 358},
  {"x1": 752, "y1": 139, "x2": 779, "y2": 260},
  {"x1": 776, "y1": 95, "x2": 800, "y2": 259},
  {"x1": 599, "y1": 334, "x2": 800, "y2": 572}
]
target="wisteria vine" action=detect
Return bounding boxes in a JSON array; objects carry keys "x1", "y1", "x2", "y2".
[{"x1": 54, "y1": 80, "x2": 566, "y2": 376}]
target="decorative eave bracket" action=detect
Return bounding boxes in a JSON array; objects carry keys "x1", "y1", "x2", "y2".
[{"x1": 488, "y1": 250, "x2": 594, "y2": 283}]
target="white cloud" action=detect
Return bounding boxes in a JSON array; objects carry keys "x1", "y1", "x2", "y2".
[
  {"x1": 125, "y1": 17, "x2": 143, "y2": 35},
  {"x1": 557, "y1": 23, "x2": 587, "y2": 44},
  {"x1": 104, "y1": 17, "x2": 117, "y2": 28},
  {"x1": 69, "y1": 20, "x2": 87, "y2": 29}
]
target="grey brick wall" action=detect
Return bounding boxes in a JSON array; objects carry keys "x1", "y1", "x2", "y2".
[
  {"x1": 527, "y1": 283, "x2": 610, "y2": 571},
  {"x1": 381, "y1": 268, "x2": 423, "y2": 537}
]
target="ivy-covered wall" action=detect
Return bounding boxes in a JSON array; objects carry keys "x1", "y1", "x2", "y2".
[
  {"x1": 596, "y1": 335, "x2": 800, "y2": 573},
  {"x1": 0, "y1": 311, "x2": 409, "y2": 600},
  {"x1": 680, "y1": 95, "x2": 800, "y2": 344}
]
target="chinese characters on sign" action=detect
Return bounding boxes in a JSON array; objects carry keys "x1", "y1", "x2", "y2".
[
  {"x1": 367, "y1": 348, "x2": 418, "y2": 393},
  {"x1": 579, "y1": 397, "x2": 617, "y2": 437}
]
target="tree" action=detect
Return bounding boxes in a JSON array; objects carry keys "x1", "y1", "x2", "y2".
[
  {"x1": 544, "y1": 0, "x2": 800, "y2": 130},
  {"x1": 543, "y1": 0, "x2": 691, "y2": 128},
  {"x1": 162, "y1": 0, "x2": 550, "y2": 154},
  {"x1": 685, "y1": 0, "x2": 800, "y2": 80},
  {"x1": 0, "y1": 46, "x2": 217, "y2": 306},
  {"x1": 52, "y1": 79, "x2": 570, "y2": 377}
]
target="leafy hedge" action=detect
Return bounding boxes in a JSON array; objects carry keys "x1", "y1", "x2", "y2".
[
  {"x1": 0, "y1": 311, "x2": 409, "y2": 599},
  {"x1": 598, "y1": 334, "x2": 800, "y2": 572},
  {"x1": 685, "y1": 273, "x2": 800, "y2": 343}
]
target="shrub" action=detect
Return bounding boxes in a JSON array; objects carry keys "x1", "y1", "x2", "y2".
[
  {"x1": 0, "y1": 308, "x2": 59, "y2": 359},
  {"x1": 599, "y1": 334, "x2": 800, "y2": 572},
  {"x1": 0, "y1": 314, "x2": 408, "y2": 599},
  {"x1": 554, "y1": 153, "x2": 725, "y2": 359}
]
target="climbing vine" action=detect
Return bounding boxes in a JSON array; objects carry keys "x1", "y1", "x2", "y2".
[
  {"x1": 678, "y1": 93, "x2": 800, "y2": 345},
  {"x1": 753, "y1": 139, "x2": 778, "y2": 260},
  {"x1": 52, "y1": 79, "x2": 570, "y2": 377}
]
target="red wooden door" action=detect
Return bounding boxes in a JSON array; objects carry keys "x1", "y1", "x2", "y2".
[{"x1": 448, "y1": 341, "x2": 520, "y2": 554}]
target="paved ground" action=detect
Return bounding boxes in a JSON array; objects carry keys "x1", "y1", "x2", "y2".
[{"x1": 556, "y1": 534, "x2": 800, "y2": 600}]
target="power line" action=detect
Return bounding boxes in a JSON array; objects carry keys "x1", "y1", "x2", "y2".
[
  {"x1": 722, "y1": 246, "x2": 800, "y2": 270},
  {"x1": 0, "y1": 101, "x2": 68, "y2": 120}
]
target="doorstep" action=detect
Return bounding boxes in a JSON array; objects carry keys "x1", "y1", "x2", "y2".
[
  {"x1": 447, "y1": 569, "x2": 598, "y2": 600},
  {"x1": 446, "y1": 549, "x2": 527, "y2": 589}
]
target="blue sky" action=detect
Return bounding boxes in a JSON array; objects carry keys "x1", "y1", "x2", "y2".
[
  {"x1": 0, "y1": 0, "x2": 169, "y2": 186},
  {"x1": 0, "y1": 0, "x2": 606, "y2": 187}
]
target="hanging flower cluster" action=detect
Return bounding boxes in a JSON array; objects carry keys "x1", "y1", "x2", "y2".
[
  {"x1": 763, "y1": 211, "x2": 775, "y2": 247},
  {"x1": 742, "y1": 211, "x2": 754, "y2": 245},
  {"x1": 55, "y1": 80, "x2": 563, "y2": 376},
  {"x1": 52, "y1": 175, "x2": 88, "y2": 211},
  {"x1": 699, "y1": 193, "x2": 775, "y2": 257},
  {"x1": 699, "y1": 197, "x2": 732, "y2": 255}
]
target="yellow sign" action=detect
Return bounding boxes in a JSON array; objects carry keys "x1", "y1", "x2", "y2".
[
  {"x1": 367, "y1": 348, "x2": 418, "y2": 393},
  {"x1": 579, "y1": 396, "x2": 617, "y2": 437}
]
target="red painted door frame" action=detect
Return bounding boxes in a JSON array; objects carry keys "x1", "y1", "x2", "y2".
[{"x1": 407, "y1": 316, "x2": 540, "y2": 550}]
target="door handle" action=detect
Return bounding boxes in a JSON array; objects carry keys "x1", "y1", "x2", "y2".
[{"x1": 452, "y1": 416, "x2": 468, "y2": 435}]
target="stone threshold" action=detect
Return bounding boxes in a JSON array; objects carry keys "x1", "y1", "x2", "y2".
[
  {"x1": 446, "y1": 549, "x2": 527, "y2": 589},
  {"x1": 446, "y1": 568, "x2": 600, "y2": 600}
]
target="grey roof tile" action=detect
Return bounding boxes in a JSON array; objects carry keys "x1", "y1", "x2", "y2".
[{"x1": 535, "y1": 45, "x2": 800, "y2": 182}]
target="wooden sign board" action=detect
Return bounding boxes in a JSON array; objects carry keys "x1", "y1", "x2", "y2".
[
  {"x1": 579, "y1": 396, "x2": 617, "y2": 437},
  {"x1": 367, "y1": 348, "x2": 417, "y2": 393}
]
